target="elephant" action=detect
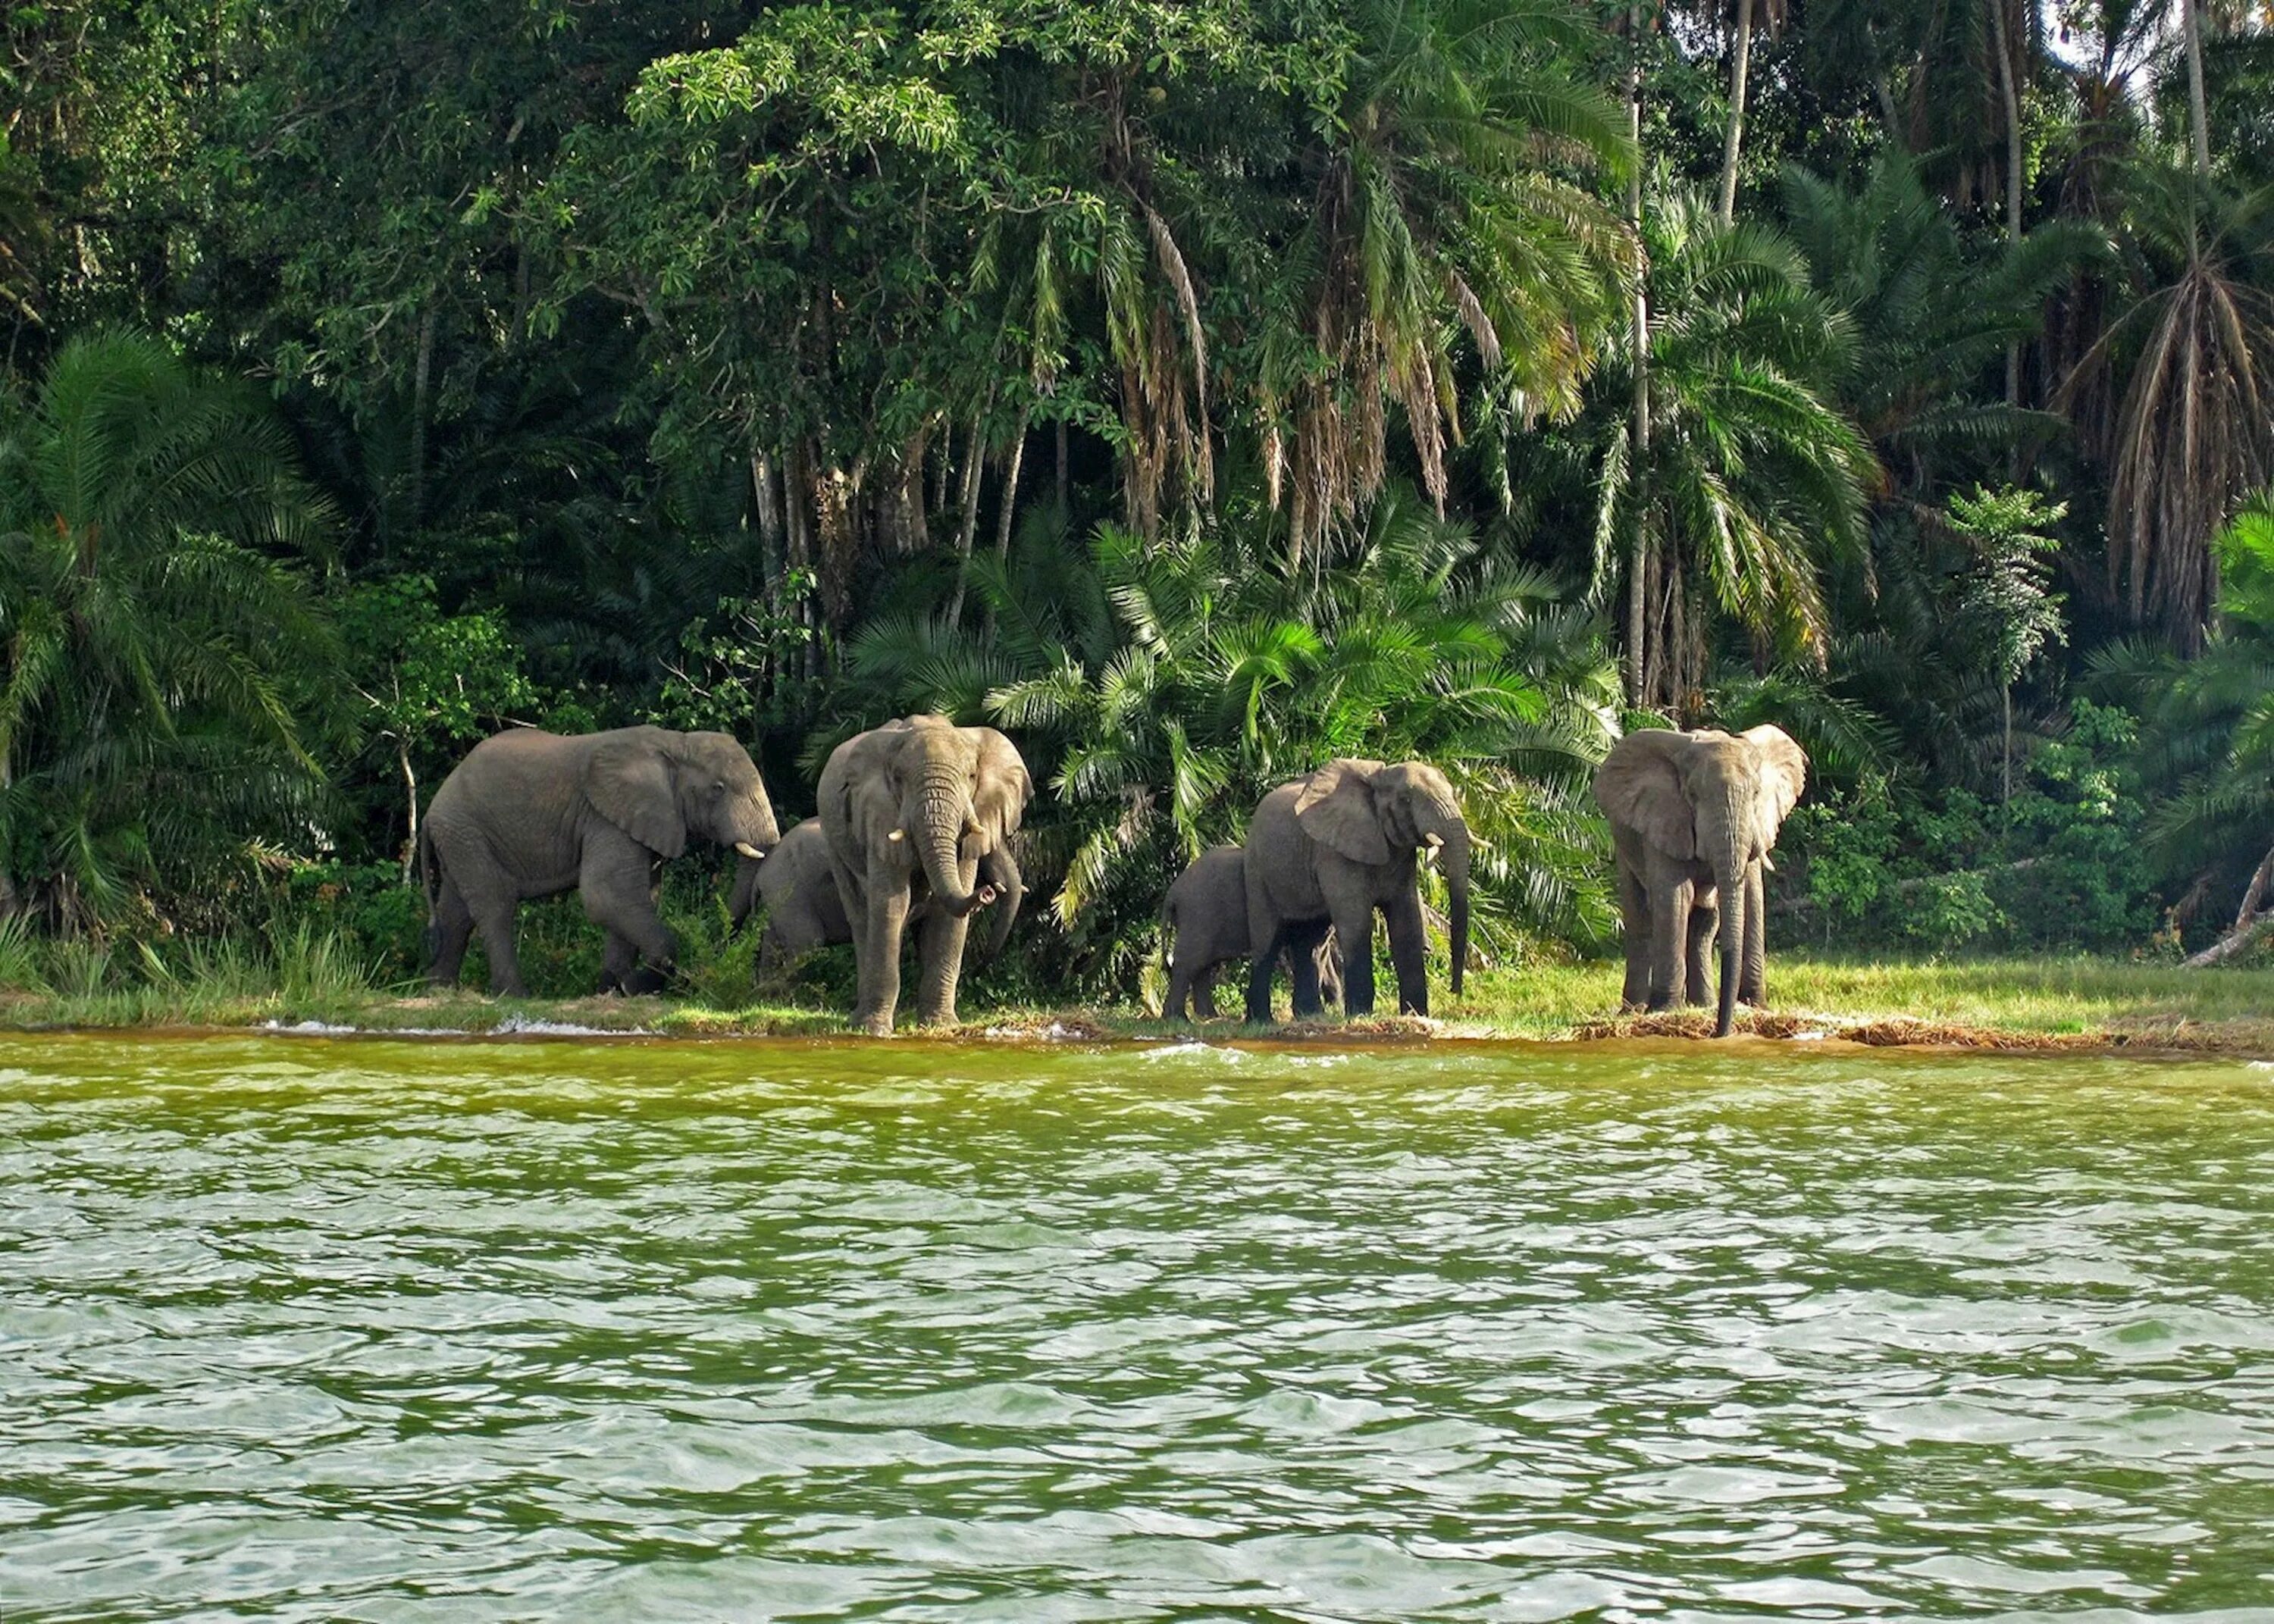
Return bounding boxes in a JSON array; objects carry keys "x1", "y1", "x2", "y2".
[
  {"x1": 727, "y1": 818, "x2": 1019, "y2": 971},
  {"x1": 1591, "y1": 724, "x2": 1808, "y2": 1036},
  {"x1": 817, "y1": 715, "x2": 1032, "y2": 1034},
  {"x1": 420, "y1": 724, "x2": 781, "y2": 997},
  {"x1": 1242, "y1": 759, "x2": 1471, "y2": 1022},
  {"x1": 1160, "y1": 846, "x2": 1341, "y2": 1021}
]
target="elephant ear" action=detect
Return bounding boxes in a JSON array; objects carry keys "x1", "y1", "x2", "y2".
[
  {"x1": 971, "y1": 728, "x2": 1033, "y2": 843},
  {"x1": 1295, "y1": 759, "x2": 1392, "y2": 865},
  {"x1": 585, "y1": 731, "x2": 687, "y2": 858},
  {"x1": 1742, "y1": 724, "x2": 1809, "y2": 830},
  {"x1": 1593, "y1": 731, "x2": 1695, "y2": 860}
]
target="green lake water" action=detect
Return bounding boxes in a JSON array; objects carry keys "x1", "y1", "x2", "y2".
[{"x1": 4, "y1": 1034, "x2": 2274, "y2": 1621}]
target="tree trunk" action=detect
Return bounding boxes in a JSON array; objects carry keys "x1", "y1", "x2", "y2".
[
  {"x1": 1989, "y1": 0, "x2": 2023, "y2": 408},
  {"x1": 994, "y1": 406, "x2": 1032, "y2": 562},
  {"x1": 2184, "y1": 0, "x2": 2212, "y2": 176},
  {"x1": 398, "y1": 734, "x2": 419, "y2": 887},
  {"x1": 2185, "y1": 841, "x2": 2274, "y2": 966},
  {"x1": 406, "y1": 304, "x2": 436, "y2": 554},
  {"x1": 1624, "y1": 7, "x2": 1653, "y2": 709},
  {"x1": 1717, "y1": 0, "x2": 1756, "y2": 222},
  {"x1": 1055, "y1": 417, "x2": 1070, "y2": 515},
  {"x1": 751, "y1": 449, "x2": 785, "y2": 602},
  {"x1": 946, "y1": 415, "x2": 986, "y2": 625}
]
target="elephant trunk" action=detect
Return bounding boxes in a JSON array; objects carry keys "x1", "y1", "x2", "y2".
[
  {"x1": 731, "y1": 792, "x2": 781, "y2": 860},
  {"x1": 1712, "y1": 823, "x2": 1745, "y2": 1038},
  {"x1": 916, "y1": 767, "x2": 986, "y2": 917},
  {"x1": 1440, "y1": 824, "x2": 1471, "y2": 997},
  {"x1": 726, "y1": 855, "x2": 762, "y2": 936},
  {"x1": 984, "y1": 843, "x2": 1023, "y2": 957}
]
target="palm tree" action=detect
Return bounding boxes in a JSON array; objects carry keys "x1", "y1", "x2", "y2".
[
  {"x1": 1262, "y1": 0, "x2": 1637, "y2": 566},
  {"x1": 0, "y1": 333, "x2": 340, "y2": 932},
  {"x1": 1781, "y1": 152, "x2": 2098, "y2": 487},
  {"x1": 822, "y1": 489, "x2": 1621, "y2": 992},
  {"x1": 1594, "y1": 192, "x2": 1879, "y2": 715},
  {"x1": 2091, "y1": 496, "x2": 2274, "y2": 959},
  {"x1": 2056, "y1": 158, "x2": 2274, "y2": 648}
]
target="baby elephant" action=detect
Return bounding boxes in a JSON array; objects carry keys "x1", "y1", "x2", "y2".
[
  {"x1": 728, "y1": 820, "x2": 1017, "y2": 971},
  {"x1": 1160, "y1": 846, "x2": 1341, "y2": 1021}
]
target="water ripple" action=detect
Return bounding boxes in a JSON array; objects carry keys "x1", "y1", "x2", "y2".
[{"x1": 2, "y1": 1036, "x2": 2272, "y2": 1619}]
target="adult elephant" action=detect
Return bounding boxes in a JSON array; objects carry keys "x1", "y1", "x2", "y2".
[
  {"x1": 1591, "y1": 724, "x2": 1807, "y2": 1036},
  {"x1": 1160, "y1": 845, "x2": 1340, "y2": 1022},
  {"x1": 1242, "y1": 759, "x2": 1471, "y2": 1022},
  {"x1": 728, "y1": 818, "x2": 1019, "y2": 971},
  {"x1": 818, "y1": 715, "x2": 1031, "y2": 1034},
  {"x1": 421, "y1": 725, "x2": 780, "y2": 997}
]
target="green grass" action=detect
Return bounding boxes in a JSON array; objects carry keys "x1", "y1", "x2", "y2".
[{"x1": 4, "y1": 923, "x2": 2272, "y2": 1050}]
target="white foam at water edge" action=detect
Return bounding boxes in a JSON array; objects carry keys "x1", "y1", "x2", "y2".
[
  {"x1": 2248, "y1": 1059, "x2": 2274, "y2": 1072},
  {"x1": 258, "y1": 1016, "x2": 647, "y2": 1039},
  {"x1": 488, "y1": 1015, "x2": 646, "y2": 1037},
  {"x1": 1139, "y1": 1040, "x2": 1242, "y2": 1062}
]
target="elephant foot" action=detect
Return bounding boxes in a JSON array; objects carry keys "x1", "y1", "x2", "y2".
[
  {"x1": 856, "y1": 1013, "x2": 895, "y2": 1037},
  {"x1": 624, "y1": 965, "x2": 670, "y2": 996}
]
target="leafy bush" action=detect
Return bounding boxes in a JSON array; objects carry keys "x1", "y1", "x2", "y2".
[{"x1": 1777, "y1": 699, "x2": 2159, "y2": 953}]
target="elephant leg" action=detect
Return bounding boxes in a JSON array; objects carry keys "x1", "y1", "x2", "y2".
[
  {"x1": 1740, "y1": 861, "x2": 1768, "y2": 1006},
  {"x1": 1191, "y1": 964, "x2": 1220, "y2": 1022},
  {"x1": 913, "y1": 906, "x2": 972, "y2": 1028},
  {"x1": 1279, "y1": 919, "x2": 1328, "y2": 1019},
  {"x1": 427, "y1": 875, "x2": 475, "y2": 988},
  {"x1": 581, "y1": 850, "x2": 677, "y2": 993},
  {"x1": 598, "y1": 930, "x2": 640, "y2": 995},
  {"x1": 854, "y1": 881, "x2": 910, "y2": 1036},
  {"x1": 1330, "y1": 901, "x2": 1378, "y2": 1019},
  {"x1": 472, "y1": 897, "x2": 528, "y2": 999},
  {"x1": 1642, "y1": 861, "x2": 1691, "y2": 1012},
  {"x1": 1242, "y1": 884, "x2": 1284, "y2": 1024},
  {"x1": 1684, "y1": 886, "x2": 1718, "y2": 1009},
  {"x1": 1383, "y1": 889, "x2": 1429, "y2": 1016},
  {"x1": 1615, "y1": 856, "x2": 1650, "y2": 1010}
]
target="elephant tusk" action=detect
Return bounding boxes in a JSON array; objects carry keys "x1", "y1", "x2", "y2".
[
  {"x1": 1761, "y1": 853, "x2": 1776, "y2": 871},
  {"x1": 887, "y1": 829, "x2": 905, "y2": 843},
  {"x1": 735, "y1": 842, "x2": 764, "y2": 860}
]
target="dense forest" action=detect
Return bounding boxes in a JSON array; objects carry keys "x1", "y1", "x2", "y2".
[{"x1": 5, "y1": 0, "x2": 2274, "y2": 999}]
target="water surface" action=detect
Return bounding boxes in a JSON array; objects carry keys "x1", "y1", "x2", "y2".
[{"x1": 3, "y1": 1033, "x2": 2272, "y2": 1619}]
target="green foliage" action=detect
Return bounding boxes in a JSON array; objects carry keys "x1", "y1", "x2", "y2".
[
  {"x1": 826, "y1": 490, "x2": 1619, "y2": 996},
  {"x1": 0, "y1": 331, "x2": 340, "y2": 933},
  {"x1": 13, "y1": 0, "x2": 2274, "y2": 991},
  {"x1": 1781, "y1": 700, "x2": 2158, "y2": 953}
]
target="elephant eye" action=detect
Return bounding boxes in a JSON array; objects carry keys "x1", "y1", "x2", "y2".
[{"x1": 713, "y1": 779, "x2": 726, "y2": 793}]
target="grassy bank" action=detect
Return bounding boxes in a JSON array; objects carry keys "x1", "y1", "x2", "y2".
[{"x1": 3, "y1": 935, "x2": 2272, "y2": 1053}]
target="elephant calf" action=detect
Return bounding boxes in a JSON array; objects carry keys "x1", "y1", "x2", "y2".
[
  {"x1": 1160, "y1": 846, "x2": 1340, "y2": 1021},
  {"x1": 421, "y1": 724, "x2": 779, "y2": 997},
  {"x1": 1592, "y1": 724, "x2": 1807, "y2": 1035},
  {"x1": 728, "y1": 819, "x2": 1019, "y2": 972},
  {"x1": 1243, "y1": 759, "x2": 1471, "y2": 1022},
  {"x1": 819, "y1": 715, "x2": 1032, "y2": 1034}
]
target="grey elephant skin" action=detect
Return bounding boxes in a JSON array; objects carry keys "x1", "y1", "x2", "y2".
[
  {"x1": 818, "y1": 715, "x2": 1032, "y2": 1034},
  {"x1": 1592, "y1": 724, "x2": 1807, "y2": 1036},
  {"x1": 728, "y1": 819, "x2": 1018, "y2": 970},
  {"x1": 1242, "y1": 759, "x2": 1471, "y2": 1022},
  {"x1": 420, "y1": 725, "x2": 780, "y2": 997},
  {"x1": 1160, "y1": 846, "x2": 1341, "y2": 1021}
]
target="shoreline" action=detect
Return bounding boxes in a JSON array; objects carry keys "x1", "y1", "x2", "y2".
[{"x1": 6, "y1": 991, "x2": 2274, "y2": 1059}]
